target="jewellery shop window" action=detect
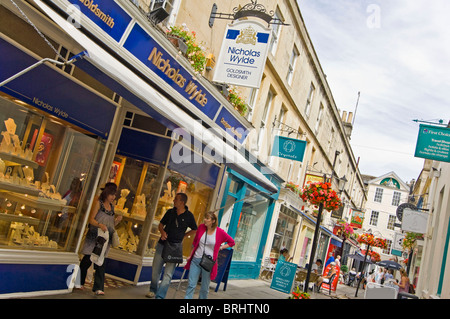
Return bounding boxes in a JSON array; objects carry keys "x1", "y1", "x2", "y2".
[
  {"x1": 0, "y1": 97, "x2": 104, "y2": 252},
  {"x1": 111, "y1": 155, "x2": 161, "y2": 254},
  {"x1": 145, "y1": 169, "x2": 214, "y2": 258}
]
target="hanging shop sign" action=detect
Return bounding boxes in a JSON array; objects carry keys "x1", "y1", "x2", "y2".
[
  {"x1": 414, "y1": 124, "x2": 450, "y2": 163},
  {"x1": 401, "y1": 208, "x2": 429, "y2": 234},
  {"x1": 303, "y1": 174, "x2": 325, "y2": 187},
  {"x1": 213, "y1": 20, "x2": 271, "y2": 88},
  {"x1": 270, "y1": 136, "x2": 306, "y2": 162},
  {"x1": 350, "y1": 209, "x2": 364, "y2": 229}
]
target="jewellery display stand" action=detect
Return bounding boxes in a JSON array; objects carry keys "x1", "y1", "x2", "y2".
[{"x1": 0, "y1": 119, "x2": 76, "y2": 250}]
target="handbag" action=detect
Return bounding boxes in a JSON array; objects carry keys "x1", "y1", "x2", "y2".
[
  {"x1": 199, "y1": 231, "x2": 215, "y2": 272},
  {"x1": 111, "y1": 230, "x2": 120, "y2": 248},
  {"x1": 162, "y1": 240, "x2": 183, "y2": 263}
]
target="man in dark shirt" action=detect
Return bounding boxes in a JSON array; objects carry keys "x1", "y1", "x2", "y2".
[{"x1": 146, "y1": 193, "x2": 197, "y2": 299}]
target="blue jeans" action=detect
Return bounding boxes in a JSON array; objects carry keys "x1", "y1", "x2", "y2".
[
  {"x1": 185, "y1": 257, "x2": 211, "y2": 299},
  {"x1": 150, "y1": 242, "x2": 177, "y2": 299}
]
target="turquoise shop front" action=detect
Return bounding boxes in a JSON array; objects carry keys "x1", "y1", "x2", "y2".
[{"x1": 219, "y1": 168, "x2": 281, "y2": 279}]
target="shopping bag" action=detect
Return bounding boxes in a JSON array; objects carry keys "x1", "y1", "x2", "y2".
[{"x1": 90, "y1": 229, "x2": 109, "y2": 266}]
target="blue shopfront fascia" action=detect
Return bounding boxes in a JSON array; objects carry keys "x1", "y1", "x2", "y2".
[
  {"x1": 43, "y1": 0, "x2": 250, "y2": 145},
  {"x1": 33, "y1": 0, "x2": 278, "y2": 194}
]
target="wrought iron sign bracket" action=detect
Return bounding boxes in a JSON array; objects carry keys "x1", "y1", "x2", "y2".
[
  {"x1": 272, "y1": 116, "x2": 304, "y2": 137},
  {"x1": 209, "y1": 1, "x2": 289, "y2": 28}
]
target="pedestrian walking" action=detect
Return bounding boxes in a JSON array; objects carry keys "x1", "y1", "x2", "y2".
[
  {"x1": 146, "y1": 193, "x2": 197, "y2": 299},
  {"x1": 375, "y1": 267, "x2": 384, "y2": 284},
  {"x1": 394, "y1": 268, "x2": 410, "y2": 296},
  {"x1": 78, "y1": 182, "x2": 122, "y2": 295},
  {"x1": 184, "y1": 211, "x2": 235, "y2": 299}
]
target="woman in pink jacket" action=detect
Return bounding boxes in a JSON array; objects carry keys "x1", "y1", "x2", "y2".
[{"x1": 184, "y1": 211, "x2": 235, "y2": 299}]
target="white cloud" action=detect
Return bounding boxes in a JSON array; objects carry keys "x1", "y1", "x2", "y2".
[{"x1": 298, "y1": 0, "x2": 450, "y2": 182}]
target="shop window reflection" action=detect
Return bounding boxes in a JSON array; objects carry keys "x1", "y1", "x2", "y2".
[
  {"x1": 0, "y1": 98, "x2": 102, "y2": 252},
  {"x1": 145, "y1": 169, "x2": 213, "y2": 257},
  {"x1": 113, "y1": 156, "x2": 160, "y2": 254},
  {"x1": 233, "y1": 189, "x2": 269, "y2": 262},
  {"x1": 111, "y1": 154, "x2": 213, "y2": 257}
]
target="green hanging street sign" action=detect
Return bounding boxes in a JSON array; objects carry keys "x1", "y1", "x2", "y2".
[
  {"x1": 270, "y1": 136, "x2": 307, "y2": 162},
  {"x1": 414, "y1": 124, "x2": 450, "y2": 163}
]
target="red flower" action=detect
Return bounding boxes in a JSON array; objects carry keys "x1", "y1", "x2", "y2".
[{"x1": 301, "y1": 182, "x2": 342, "y2": 212}]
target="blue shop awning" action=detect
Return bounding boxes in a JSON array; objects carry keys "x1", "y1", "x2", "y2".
[
  {"x1": 33, "y1": 0, "x2": 277, "y2": 194},
  {"x1": 0, "y1": 37, "x2": 115, "y2": 139}
]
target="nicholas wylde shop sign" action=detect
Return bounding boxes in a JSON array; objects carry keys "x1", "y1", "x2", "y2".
[
  {"x1": 67, "y1": 0, "x2": 132, "y2": 42},
  {"x1": 213, "y1": 20, "x2": 271, "y2": 89}
]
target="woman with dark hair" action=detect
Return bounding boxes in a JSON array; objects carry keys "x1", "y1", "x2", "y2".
[
  {"x1": 78, "y1": 182, "x2": 122, "y2": 295},
  {"x1": 184, "y1": 211, "x2": 235, "y2": 299}
]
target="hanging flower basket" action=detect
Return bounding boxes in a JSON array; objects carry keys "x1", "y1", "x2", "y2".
[
  {"x1": 336, "y1": 220, "x2": 354, "y2": 238},
  {"x1": 402, "y1": 232, "x2": 423, "y2": 251},
  {"x1": 370, "y1": 251, "x2": 381, "y2": 262},
  {"x1": 300, "y1": 182, "x2": 342, "y2": 212},
  {"x1": 357, "y1": 233, "x2": 387, "y2": 249}
]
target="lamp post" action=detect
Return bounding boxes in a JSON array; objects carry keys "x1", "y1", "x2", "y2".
[
  {"x1": 355, "y1": 242, "x2": 371, "y2": 297},
  {"x1": 303, "y1": 151, "x2": 341, "y2": 293},
  {"x1": 304, "y1": 201, "x2": 324, "y2": 293},
  {"x1": 354, "y1": 231, "x2": 386, "y2": 297}
]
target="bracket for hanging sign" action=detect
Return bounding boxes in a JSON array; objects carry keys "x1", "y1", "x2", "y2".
[{"x1": 209, "y1": 1, "x2": 289, "y2": 28}]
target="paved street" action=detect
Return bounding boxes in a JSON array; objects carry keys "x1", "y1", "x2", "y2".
[{"x1": 26, "y1": 276, "x2": 364, "y2": 300}]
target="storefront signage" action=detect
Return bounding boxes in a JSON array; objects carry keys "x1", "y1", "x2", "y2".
[
  {"x1": 270, "y1": 136, "x2": 306, "y2": 162},
  {"x1": 414, "y1": 124, "x2": 450, "y2": 163},
  {"x1": 124, "y1": 24, "x2": 221, "y2": 118},
  {"x1": 214, "y1": 108, "x2": 248, "y2": 144},
  {"x1": 303, "y1": 174, "x2": 325, "y2": 187},
  {"x1": 213, "y1": 20, "x2": 271, "y2": 88},
  {"x1": 350, "y1": 209, "x2": 364, "y2": 229},
  {"x1": 393, "y1": 233, "x2": 405, "y2": 251},
  {"x1": 123, "y1": 23, "x2": 249, "y2": 144},
  {"x1": 52, "y1": 1, "x2": 250, "y2": 144},
  {"x1": 270, "y1": 260, "x2": 297, "y2": 294},
  {"x1": 67, "y1": 0, "x2": 132, "y2": 42},
  {"x1": 331, "y1": 205, "x2": 344, "y2": 219}
]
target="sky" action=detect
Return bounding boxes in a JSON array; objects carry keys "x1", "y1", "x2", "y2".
[{"x1": 297, "y1": 0, "x2": 450, "y2": 184}]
